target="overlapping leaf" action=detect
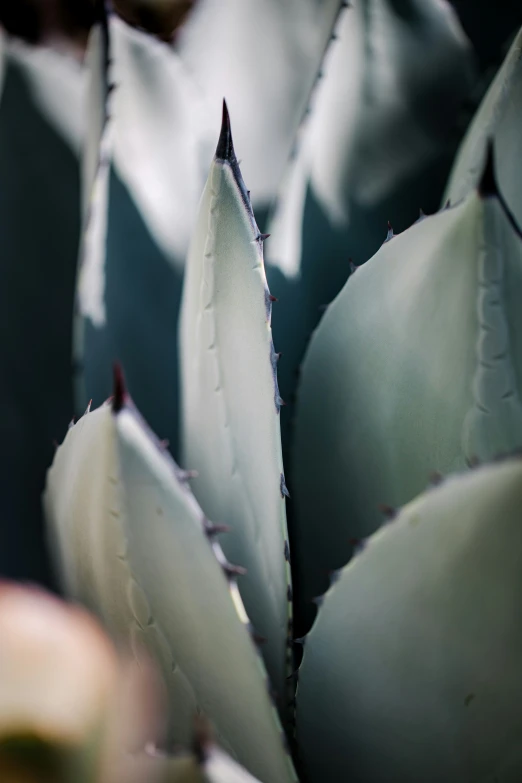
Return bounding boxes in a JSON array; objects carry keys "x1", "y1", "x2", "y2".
[
  {"x1": 444, "y1": 25, "x2": 522, "y2": 225},
  {"x1": 44, "y1": 385, "x2": 295, "y2": 783},
  {"x1": 266, "y1": 0, "x2": 474, "y2": 438},
  {"x1": 297, "y1": 459, "x2": 522, "y2": 782},
  {"x1": 180, "y1": 103, "x2": 292, "y2": 711},
  {"x1": 178, "y1": 0, "x2": 343, "y2": 207},
  {"x1": 75, "y1": 12, "x2": 214, "y2": 460},
  {"x1": 293, "y1": 148, "x2": 522, "y2": 625},
  {"x1": 0, "y1": 33, "x2": 84, "y2": 586}
]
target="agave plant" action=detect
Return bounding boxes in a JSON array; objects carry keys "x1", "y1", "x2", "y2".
[{"x1": 3, "y1": 0, "x2": 522, "y2": 781}]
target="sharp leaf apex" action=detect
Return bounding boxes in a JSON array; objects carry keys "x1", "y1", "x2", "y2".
[
  {"x1": 215, "y1": 99, "x2": 235, "y2": 162},
  {"x1": 478, "y1": 139, "x2": 497, "y2": 198}
]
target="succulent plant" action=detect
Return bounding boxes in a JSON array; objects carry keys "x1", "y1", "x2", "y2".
[
  {"x1": 292, "y1": 141, "x2": 522, "y2": 624},
  {"x1": 2, "y1": 1, "x2": 522, "y2": 782}
]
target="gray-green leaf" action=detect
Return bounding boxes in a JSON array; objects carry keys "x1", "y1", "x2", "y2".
[
  {"x1": 297, "y1": 458, "x2": 522, "y2": 783},
  {"x1": 180, "y1": 103, "x2": 292, "y2": 712}
]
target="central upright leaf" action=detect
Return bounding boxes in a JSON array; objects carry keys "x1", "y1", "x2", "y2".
[{"x1": 180, "y1": 103, "x2": 292, "y2": 708}]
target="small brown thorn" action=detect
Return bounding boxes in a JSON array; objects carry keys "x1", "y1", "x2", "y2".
[
  {"x1": 84, "y1": 399, "x2": 92, "y2": 415},
  {"x1": 224, "y1": 562, "x2": 247, "y2": 578},
  {"x1": 378, "y1": 503, "x2": 396, "y2": 520},
  {"x1": 258, "y1": 233, "x2": 271, "y2": 242},
  {"x1": 269, "y1": 294, "x2": 278, "y2": 303},
  {"x1": 280, "y1": 474, "x2": 290, "y2": 498},
  {"x1": 204, "y1": 520, "x2": 231, "y2": 538}
]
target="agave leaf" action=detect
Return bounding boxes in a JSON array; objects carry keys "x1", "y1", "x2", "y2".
[
  {"x1": 81, "y1": 6, "x2": 111, "y2": 222},
  {"x1": 292, "y1": 148, "x2": 522, "y2": 627},
  {"x1": 177, "y1": 0, "x2": 343, "y2": 207},
  {"x1": 45, "y1": 402, "x2": 198, "y2": 748},
  {"x1": 443, "y1": 26, "x2": 522, "y2": 226},
  {"x1": 266, "y1": 0, "x2": 474, "y2": 438},
  {"x1": 0, "y1": 34, "x2": 84, "y2": 587},
  {"x1": 297, "y1": 458, "x2": 522, "y2": 783},
  {"x1": 110, "y1": 15, "x2": 214, "y2": 269},
  {"x1": 44, "y1": 383, "x2": 296, "y2": 783},
  {"x1": 180, "y1": 103, "x2": 292, "y2": 711},
  {"x1": 75, "y1": 12, "x2": 214, "y2": 460}
]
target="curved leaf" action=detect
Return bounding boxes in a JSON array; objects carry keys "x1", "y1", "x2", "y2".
[
  {"x1": 297, "y1": 458, "x2": 522, "y2": 783},
  {"x1": 44, "y1": 385, "x2": 296, "y2": 783},
  {"x1": 0, "y1": 36, "x2": 83, "y2": 586},
  {"x1": 180, "y1": 103, "x2": 292, "y2": 710},
  {"x1": 266, "y1": 0, "x2": 474, "y2": 438},
  {"x1": 177, "y1": 0, "x2": 343, "y2": 206},
  {"x1": 444, "y1": 26, "x2": 522, "y2": 227},
  {"x1": 292, "y1": 150, "x2": 522, "y2": 626},
  {"x1": 75, "y1": 13, "x2": 214, "y2": 460}
]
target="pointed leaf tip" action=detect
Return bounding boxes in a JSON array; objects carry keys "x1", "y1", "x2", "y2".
[
  {"x1": 112, "y1": 362, "x2": 127, "y2": 414},
  {"x1": 215, "y1": 99, "x2": 235, "y2": 162},
  {"x1": 478, "y1": 139, "x2": 498, "y2": 199}
]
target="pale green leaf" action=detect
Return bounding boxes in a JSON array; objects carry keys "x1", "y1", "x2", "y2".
[
  {"x1": 44, "y1": 395, "x2": 296, "y2": 783},
  {"x1": 292, "y1": 159, "x2": 522, "y2": 623},
  {"x1": 180, "y1": 104, "x2": 292, "y2": 709},
  {"x1": 297, "y1": 459, "x2": 522, "y2": 783}
]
